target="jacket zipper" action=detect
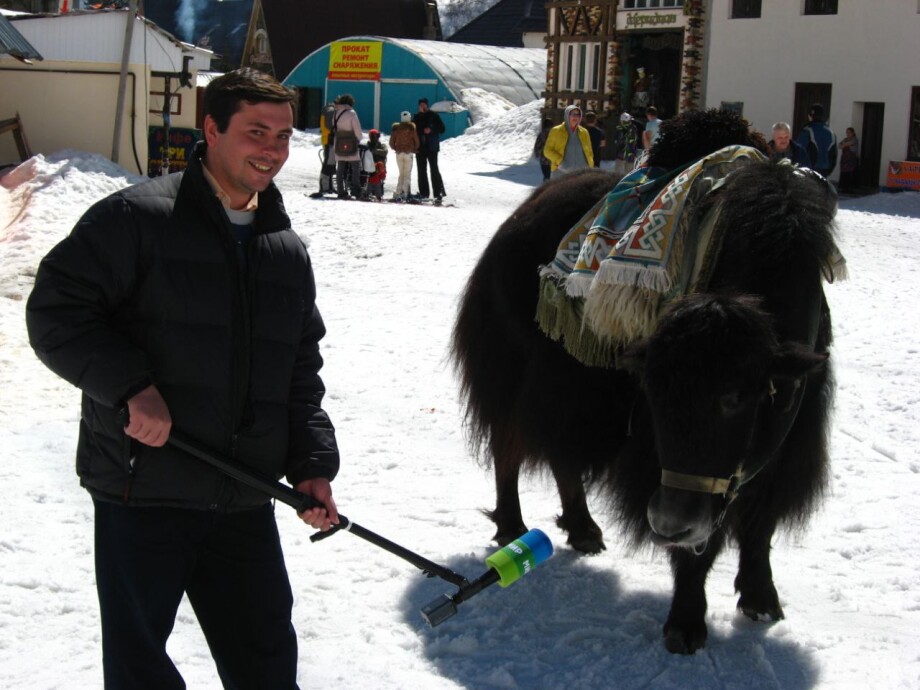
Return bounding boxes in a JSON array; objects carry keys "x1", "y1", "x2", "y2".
[{"x1": 122, "y1": 435, "x2": 136, "y2": 503}]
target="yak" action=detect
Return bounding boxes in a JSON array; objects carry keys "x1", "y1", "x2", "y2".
[{"x1": 451, "y1": 109, "x2": 841, "y2": 654}]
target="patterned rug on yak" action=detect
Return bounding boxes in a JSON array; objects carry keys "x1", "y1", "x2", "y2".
[{"x1": 536, "y1": 145, "x2": 770, "y2": 367}]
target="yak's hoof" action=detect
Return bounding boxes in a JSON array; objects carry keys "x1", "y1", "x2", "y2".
[
  {"x1": 736, "y1": 582, "x2": 784, "y2": 622},
  {"x1": 567, "y1": 532, "x2": 606, "y2": 554},
  {"x1": 663, "y1": 619, "x2": 708, "y2": 655},
  {"x1": 737, "y1": 596, "x2": 785, "y2": 622},
  {"x1": 556, "y1": 515, "x2": 605, "y2": 554},
  {"x1": 493, "y1": 525, "x2": 528, "y2": 547}
]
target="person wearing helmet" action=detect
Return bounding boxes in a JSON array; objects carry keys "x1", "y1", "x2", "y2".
[{"x1": 367, "y1": 128, "x2": 388, "y2": 163}]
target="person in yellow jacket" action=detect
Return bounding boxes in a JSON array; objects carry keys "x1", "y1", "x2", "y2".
[
  {"x1": 543, "y1": 105, "x2": 594, "y2": 177},
  {"x1": 311, "y1": 103, "x2": 337, "y2": 197}
]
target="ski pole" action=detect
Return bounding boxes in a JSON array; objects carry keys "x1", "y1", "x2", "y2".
[{"x1": 165, "y1": 430, "x2": 552, "y2": 625}]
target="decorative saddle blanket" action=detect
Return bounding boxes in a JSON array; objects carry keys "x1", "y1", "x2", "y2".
[{"x1": 536, "y1": 145, "x2": 785, "y2": 367}]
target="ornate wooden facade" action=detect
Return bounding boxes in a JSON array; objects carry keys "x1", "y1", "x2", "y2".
[
  {"x1": 544, "y1": 0, "x2": 618, "y2": 117},
  {"x1": 544, "y1": 0, "x2": 707, "y2": 124}
]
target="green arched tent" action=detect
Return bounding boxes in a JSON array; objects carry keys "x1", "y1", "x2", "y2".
[{"x1": 283, "y1": 36, "x2": 546, "y2": 139}]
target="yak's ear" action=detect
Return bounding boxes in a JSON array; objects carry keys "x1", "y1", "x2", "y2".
[
  {"x1": 772, "y1": 344, "x2": 829, "y2": 380},
  {"x1": 616, "y1": 340, "x2": 648, "y2": 375}
]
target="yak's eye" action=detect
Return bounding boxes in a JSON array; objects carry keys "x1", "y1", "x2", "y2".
[{"x1": 719, "y1": 391, "x2": 744, "y2": 415}]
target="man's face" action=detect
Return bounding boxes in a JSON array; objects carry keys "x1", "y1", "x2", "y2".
[
  {"x1": 568, "y1": 110, "x2": 582, "y2": 127},
  {"x1": 419, "y1": 101, "x2": 429, "y2": 112},
  {"x1": 203, "y1": 100, "x2": 293, "y2": 210},
  {"x1": 772, "y1": 129, "x2": 791, "y2": 151}
]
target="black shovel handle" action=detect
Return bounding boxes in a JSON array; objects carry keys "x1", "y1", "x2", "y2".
[
  {"x1": 165, "y1": 431, "x2": 469, "y2": 588},
  {"x1": 167, "y1": 432, "x2": 323, "y2": 515}
]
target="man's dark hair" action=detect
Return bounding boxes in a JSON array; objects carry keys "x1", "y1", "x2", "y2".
[
  {"x1": 335, "y1": 93, "x2": 355, "y2": 107},
  {"x1": 204, "y1": 68, "x2": 296, "y2": 132},
  {"x1": 809, "y1": 103, "x2": 825, "y2": 121},
  {"x1": 647, "y1": 106, "x2": 658, "y2": 117}
]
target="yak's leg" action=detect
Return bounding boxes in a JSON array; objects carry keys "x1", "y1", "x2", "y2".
[
  {"x1": 487, "y1": 439, "x2": 529, "y2": 546},
  {"x1": 664, "y1": 530, "x2": 725, "y2": 654},
  {"x1": 734, "y1": 500, "x2": 784, "y2": 621},
  {"x1": 550, "y1": 463, "x2": 605, "y2": 554}
]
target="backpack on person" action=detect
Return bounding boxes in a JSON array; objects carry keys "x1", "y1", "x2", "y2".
[
  {"x1": 333, "y1": 111, "x2": 358, "y2": 157},
  {"x1": 322, "y1": 104, "x2": 336, "y2": 134}
]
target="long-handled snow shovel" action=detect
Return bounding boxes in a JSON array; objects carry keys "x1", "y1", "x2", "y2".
[{"x1": 166, "y1": 431, "x2": 552, "y2": 626}]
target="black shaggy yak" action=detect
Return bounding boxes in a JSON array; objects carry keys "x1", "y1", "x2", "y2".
[{"x1": 451, "y1": 110, "x2": 840, "y2": 654}]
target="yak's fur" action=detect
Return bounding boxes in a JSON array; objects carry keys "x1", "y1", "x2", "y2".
[{"x1": 451, "y1": 109, "x2": 836, "y2": 654}]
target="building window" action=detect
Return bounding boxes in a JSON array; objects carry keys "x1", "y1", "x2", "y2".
[
  {"x1": 560, "y1": 42, "x2": 602, "y2": 93},
  {"x1": 731, "y1": 0, "x2": 762, "y2": 18},
  {"x1": 255, "y1": 30, "x2": 268, "y2": 56},
  {"x1": 804, "y1": 0, "x2": 837, "y2": 15},
  {"x1": 624, "y1": 0, "x2": 682, "y2": 8}
]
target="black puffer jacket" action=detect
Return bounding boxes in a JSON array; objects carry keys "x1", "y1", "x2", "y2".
[
  {"x1": 26, "y1": 144, "x2": 339, "y2": 510},
  {"x1": 412, "y1": 109, "x2": 445, "y2": 153}
]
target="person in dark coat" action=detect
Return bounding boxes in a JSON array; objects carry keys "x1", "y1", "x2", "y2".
[
  {"x1": 26, "y1": 68, "x2": 340, "y2": 689},
  {"x1": 533, "y1": 117, "x2": 553, "y2": 182},
  {"x1": 796, "y1": 103, "x2": 838, "y2": 177},
  {"x1": 412, "y1": 97, "x2": 447, "y2": 199},
  {"x1": 583, "y1": 111, "x2": 607, "y2": 168},
  {"x1": 767, "y1": 121, "x2": 810, "y2": 166}
]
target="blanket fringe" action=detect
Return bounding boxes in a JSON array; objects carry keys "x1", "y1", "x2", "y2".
[
  {"x1": 536, "y1": 276, "x2": 617, "y2": 368},
  {"x1": 825, "y1": 247, "x2": 849, "y2": 282},
  {"x1": 584, "y1": 281, "x2": 661, "y2": 346}
]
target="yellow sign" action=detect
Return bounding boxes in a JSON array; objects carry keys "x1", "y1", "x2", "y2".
[{"x1": 328, "y1": 41, "x2": 382, "y2": 81}]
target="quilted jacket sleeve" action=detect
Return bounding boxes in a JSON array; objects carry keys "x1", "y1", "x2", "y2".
[
  {"x1": 26, "y1": 195, "x2": 154, "y2": 408},
  {"x1": 284, "y1": 253, "x2": 340, "y2": 486}
]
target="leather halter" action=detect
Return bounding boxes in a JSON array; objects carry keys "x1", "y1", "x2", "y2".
[
  {"x1": 659, "y1": 465, "x2": 744, "y2": 498},
  {"x1": 657, "y1": 379, "x2": 778, "y2": 511}
]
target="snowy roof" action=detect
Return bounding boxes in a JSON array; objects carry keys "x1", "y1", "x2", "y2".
[
  {"x1": 6, "y1": 9, "x2": 211, "y2": 72},
  {"x1": 383, "y1": 37, "x2": 546, "y2": 106}
]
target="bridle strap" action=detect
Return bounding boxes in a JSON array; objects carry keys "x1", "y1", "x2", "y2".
[{"x1": 660, "y1": 467, "x2": 744, "y2": 496}]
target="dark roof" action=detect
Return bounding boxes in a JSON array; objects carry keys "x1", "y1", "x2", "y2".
[
  {"x1": 142, "y1": 0, "x2": 252, "y2": 72},
  {"x1": 262, "y1": 0, "x2": 437, "y2": 81},
  {"x1": 0, "y1": 12, "x2": 43, "y2": 62},
  {"x1": 447, "y1": 0, "x2": 546, "y2": 48}
]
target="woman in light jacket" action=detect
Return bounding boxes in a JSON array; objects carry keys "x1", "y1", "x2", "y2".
[{"x1": 332, "y1": 94, "x2": 363, "y2": 198}]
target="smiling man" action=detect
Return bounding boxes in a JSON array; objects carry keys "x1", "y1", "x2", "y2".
[{"x1": 26, "y1": 68, "x2": 340, "y2": 688}]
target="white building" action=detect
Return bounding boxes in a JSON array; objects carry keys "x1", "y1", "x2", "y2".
[
  {"x1": 0, "y1": 9, "x2": 212, "y2": 175},
  {"x1": 704, "y1": 0, "x2": 920, "y2": 188}
]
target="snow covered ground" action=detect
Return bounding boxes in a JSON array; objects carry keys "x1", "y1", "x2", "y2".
[{"x1": 1, "y1": 99, "x2": 919, "y2": 689}]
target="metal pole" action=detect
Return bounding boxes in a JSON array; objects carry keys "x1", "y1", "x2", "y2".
[
  {"x1": 161, "y1": 74, "x2": 171, "y2": 176},
  {"x1": 111, "y1": 0, "x2": 138, "y2": 165}
]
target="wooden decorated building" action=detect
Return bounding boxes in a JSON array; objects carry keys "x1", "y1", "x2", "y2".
[{"x1": 543, "y1": 0, "x2": 703, "y2": 123}]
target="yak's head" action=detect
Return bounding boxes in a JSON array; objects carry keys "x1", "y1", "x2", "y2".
[{"x1": 620, "y1": 294, "x2": 827, "y2": 553}]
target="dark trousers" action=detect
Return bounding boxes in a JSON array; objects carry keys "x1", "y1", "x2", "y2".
[
  {"x1": 415, "y1": 150, "x2": 445, "y2": 198},
  {"x1": 336, "y1": 160, "x2": 361, "y2": 197},
  {"x1": 94, "y1": 500, "x2": 299, "y2": 689}
]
